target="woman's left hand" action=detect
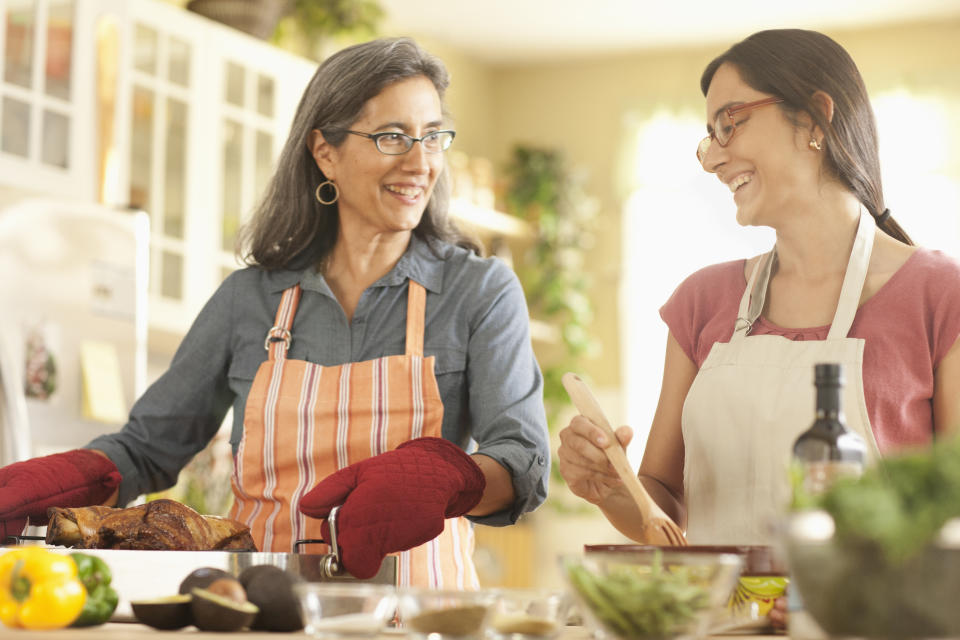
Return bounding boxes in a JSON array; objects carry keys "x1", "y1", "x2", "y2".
[{"x1": 297, "y1": 437, "x2": 485, "y2": 579}]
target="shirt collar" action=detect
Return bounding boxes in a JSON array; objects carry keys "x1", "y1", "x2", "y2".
[{"x1": 266, "y1": 234, "x2": 447, "y2": 295}]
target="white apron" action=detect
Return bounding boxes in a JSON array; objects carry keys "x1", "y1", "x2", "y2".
[{"x1": 681, "y1": 211, "x2": 882, "y2": 544}]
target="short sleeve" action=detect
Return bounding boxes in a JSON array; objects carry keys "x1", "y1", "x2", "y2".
[{"x1": 659, "y1": 260, "x2": 746, "y2": 368}]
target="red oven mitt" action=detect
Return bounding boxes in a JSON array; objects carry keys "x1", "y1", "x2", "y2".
[
  {"x1": 298, "y1": 437, "x2": 486, "y2": 579},
  {"x1": 0, "y1": 449, "x2": 121, "y2": 541}
]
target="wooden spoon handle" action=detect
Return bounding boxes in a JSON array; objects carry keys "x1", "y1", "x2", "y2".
[{"x1": 561, "y1": 372, "x2": 654, "y2": 515}]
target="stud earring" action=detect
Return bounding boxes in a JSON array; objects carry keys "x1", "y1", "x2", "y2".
[{"x1": 809, "y1": 139, "x2": 822, "y2": 151}]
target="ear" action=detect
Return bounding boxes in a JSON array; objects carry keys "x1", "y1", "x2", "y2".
[
  {"x1": 307, "y1": 129, "x2": 338, "y2": 180},
  {"x1": 808, "y1": 90, "x2": 835, "y2": 144}
]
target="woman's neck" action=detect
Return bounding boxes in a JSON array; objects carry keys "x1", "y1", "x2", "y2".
[
  {"x1": 321, "y1": 228, "x2": 412, "y2": 322},
  {"x1": 772, "y1": 188, "x2": 863, "y2": 282}
]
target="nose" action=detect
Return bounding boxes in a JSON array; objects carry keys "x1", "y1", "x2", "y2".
[
  {"x1": 701, "y1": 139, "x2": 727, "y2": 174},
  {"x1": 401, "y1": 139, "x2": 432, "y2": 173}
]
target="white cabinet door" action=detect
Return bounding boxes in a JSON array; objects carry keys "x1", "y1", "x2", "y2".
[{"x1": 105, "y1": 0, "x2": 314, "y2": 342}]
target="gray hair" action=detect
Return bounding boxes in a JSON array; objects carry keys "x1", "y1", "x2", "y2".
[{"x1": 239, "y1": 37, "x2": 479, "y2": 269}]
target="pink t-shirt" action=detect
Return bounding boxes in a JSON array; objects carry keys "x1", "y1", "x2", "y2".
[{"x1": 660, "y1": 248, "x2": 960, "y2": 454}]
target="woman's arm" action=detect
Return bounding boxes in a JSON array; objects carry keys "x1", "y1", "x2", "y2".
[
  {"x1": 934, "y1": 334, "x2": 960, "y2": 435},
  {"x1": 462, "y1": 264, "x2": 549, "y2": 522},
  {"x1": 634, "y1": 331, "x2": 698, "y2": 528}
]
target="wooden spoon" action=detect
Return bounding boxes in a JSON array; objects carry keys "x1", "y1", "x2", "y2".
[{"x1": 561, "y1": 372, "x2": 687, "y2": 546}]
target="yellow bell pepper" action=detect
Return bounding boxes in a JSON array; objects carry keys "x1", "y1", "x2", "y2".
[{"x1": 0, "y1": 547, "x2": 86, "y2": 629}]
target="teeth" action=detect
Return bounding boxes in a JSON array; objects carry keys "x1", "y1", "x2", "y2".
[
  {"x1": 728, "y1": 174, "x2": 752, "y2": 192},
  {"x1": 386, "y1": 185, "x2": 421, "y2": 197}
]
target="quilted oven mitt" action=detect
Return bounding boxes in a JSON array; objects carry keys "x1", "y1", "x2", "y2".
[
  {"x1": 298, "y1": 437, "x2": 486, "y2": 579},
  {"x1": 0, "y1": 449, "x2": 121, "y2": 541}
]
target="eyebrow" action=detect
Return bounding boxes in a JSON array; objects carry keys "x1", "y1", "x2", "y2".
[{"x1": 373, "y1": 119, "x2": 445, "y2": 132}]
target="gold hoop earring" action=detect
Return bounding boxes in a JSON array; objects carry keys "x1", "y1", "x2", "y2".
[
  {"x1": 315, "y1": 180, "x2": 339, "y2": 205},
  {"x1": 809, "y1": 139, "x2": 822, "y2": 151}
]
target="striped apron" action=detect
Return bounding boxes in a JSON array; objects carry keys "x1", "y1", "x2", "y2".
[{"x1": 229, "y1": 280, "x2": 479, "y2": 588}]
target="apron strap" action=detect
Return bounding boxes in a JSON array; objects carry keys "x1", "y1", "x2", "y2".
[
  {"x1": 265, "y1": 285, "x2": 302, "y2": 361},
  {"x1": 405, "y1": 280, "x2": 427, "y2": 357},
  {"x1": 827, "y1": 210, "x2": 875, "y2": 339},
  {"x1": 731, "y1": 251, "x2": 774, "y2": 343}
]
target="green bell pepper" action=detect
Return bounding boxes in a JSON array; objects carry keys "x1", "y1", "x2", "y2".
[{"x1": 69, "y1": 553, "x2": 118, "y2": 627}]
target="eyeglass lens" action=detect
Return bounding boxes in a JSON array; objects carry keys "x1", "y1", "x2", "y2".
[{"x1": 376, "y1": 131, "x2": 454, "y2": 154}]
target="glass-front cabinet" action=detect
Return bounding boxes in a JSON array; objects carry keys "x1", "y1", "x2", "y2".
[
  {"x1": 107, "y1": 1, "x2": 315, "y2": 346},
  {"x1": 1, "y1": 0, "x2": 316, "y2": 353}
]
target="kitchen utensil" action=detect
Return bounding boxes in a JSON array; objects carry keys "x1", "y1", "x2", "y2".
[
  {"x1": 561, "y1": 372, "x2": 687, "y2": 546},
  {"x1": 295, "y1": 583, "x2": 399, "y2": 639}
]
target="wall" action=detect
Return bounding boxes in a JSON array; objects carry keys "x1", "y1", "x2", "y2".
[{"x1": 481, "y1": 17, "x2": 960, "y2": 398}]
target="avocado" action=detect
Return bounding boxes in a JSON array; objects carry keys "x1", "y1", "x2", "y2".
[
  {"x1": 239, "y1": 565, "x2": 305, "y2": 631},
  {"x1": 179, "y1": 566, "x2": 233, "y2": 595},
  {"x1": 131, "y1": 594, "x2": 193, "y2": 630},
  {"x1": 191, "y1": 587, "x2": 259, "y2": 632}
]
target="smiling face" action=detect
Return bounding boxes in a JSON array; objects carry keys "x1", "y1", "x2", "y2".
[
  {"x1": 311, "y1": 75, "x2": 446, "y2": 238},
  {"x1": 701, "y1": 63, "x2": 823, "y2": 227}
]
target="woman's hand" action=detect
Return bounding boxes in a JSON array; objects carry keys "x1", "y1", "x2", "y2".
[{"x1": 557, "y1": 416, "x2": 634, "y2": 505}]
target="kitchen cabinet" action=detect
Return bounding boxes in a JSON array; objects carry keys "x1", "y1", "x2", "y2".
[{"x1": 0, "y1": 0, "x2": 539, "y2": 359}]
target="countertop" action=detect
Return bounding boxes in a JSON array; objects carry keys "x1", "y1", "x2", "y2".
[{"x1": 7, "y1": 624, "x2": 779, "y2": 640}]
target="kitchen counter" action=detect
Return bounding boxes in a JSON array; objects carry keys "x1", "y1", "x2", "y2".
[{"x1": 9, "y1": 624, "x2": 779, "y2": 640}]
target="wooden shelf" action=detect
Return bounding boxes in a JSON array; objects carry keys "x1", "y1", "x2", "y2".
[{"x1": 450, "y1": 198, "x2": 532, "y2": 239}]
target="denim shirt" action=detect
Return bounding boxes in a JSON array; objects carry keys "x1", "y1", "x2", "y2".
[{"x1": 88, "y1": 235, "x2": 550, "y2": 526}]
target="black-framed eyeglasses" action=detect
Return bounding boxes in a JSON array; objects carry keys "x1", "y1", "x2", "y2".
[
  {"x1": 696, "y1": 96, "x2": 783, "y2": 168},
  {"x1": 343, "y1": 129, "x2": 456, "y2": 155}
]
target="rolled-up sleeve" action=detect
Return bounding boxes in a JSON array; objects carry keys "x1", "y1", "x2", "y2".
[
  {"x1": 464, "y1": 262, "x2": 549, "y2": 525},
  {"x1": 85, "y1": 274, "x2": 238, "y2": 506}
]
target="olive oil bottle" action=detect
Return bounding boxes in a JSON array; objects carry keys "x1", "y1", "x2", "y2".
[
  {"x1": 788, "y1": 363, "x2": 866, "y2": 640},
  {"x1": 792, "y1": 363, "x2": 866, "y2": 496}
]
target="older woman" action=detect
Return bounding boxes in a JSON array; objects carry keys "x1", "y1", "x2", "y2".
[{"x1": 0, "y1": 38, "x2": 549, "y2": 587}]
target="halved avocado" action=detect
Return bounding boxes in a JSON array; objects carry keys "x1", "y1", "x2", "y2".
[
  {"x1": 191, "y1": 587, "x2": 259, "y2": 632},
  {"x1": 131, "y1": 594, "x2": 193, "y2": 630},
  {"x1": 179, "y1": 566, "x2": 233, "y2": 595}
]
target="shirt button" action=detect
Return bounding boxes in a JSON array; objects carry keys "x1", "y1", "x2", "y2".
[
  {"x1": 537, "y1": 455, "x2": 545, "y2": 465},
  {"x1": 354, "y1": 317, "x2": 365, "y2": 324}
]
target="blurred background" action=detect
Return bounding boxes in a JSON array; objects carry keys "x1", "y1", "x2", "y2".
[{"x1": 1, "y1": 0, "x2": 958, "y2": 589}]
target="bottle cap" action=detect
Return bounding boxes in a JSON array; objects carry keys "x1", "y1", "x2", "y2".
[{"x1": 814, "y1": 363, "x2": 844, "y2": 384}]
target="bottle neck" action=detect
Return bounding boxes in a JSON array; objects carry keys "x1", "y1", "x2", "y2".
[{"x1": 815, "y1": 382, "x2": 843, "y2": 421}]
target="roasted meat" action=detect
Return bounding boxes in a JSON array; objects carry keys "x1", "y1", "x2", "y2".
[{"x1": 46, "y1": 499, "x2": 256, "y2": 551}]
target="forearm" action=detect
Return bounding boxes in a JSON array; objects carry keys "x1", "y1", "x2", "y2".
[
  {"x1": 598, "y1": 475, "x2": 686, "y2": 542},
  {"x1": 467, "y1": 454, "x2": 515, "y2": 516}
]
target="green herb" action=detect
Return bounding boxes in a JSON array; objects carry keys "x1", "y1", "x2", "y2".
[
  {"x1": 799, "y1": 434, "x2": 960, "y2": 563},
  {"x1": 567, "y1": 552, "x2": 710, "y2": 639}
]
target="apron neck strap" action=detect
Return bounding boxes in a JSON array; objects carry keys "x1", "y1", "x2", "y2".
[
  {"x1": 405, "y1": 280, "x2": 427, "y2": 357},
  {"x1": 828, "y1": 208, "x2": 875, "y2": 339},
  {"x1": 731, "y1": 206, "x2": 875, "y2": 343},
  {"x1": 732, "y1": 251, "x2": 774, "y2": 342},
  {"x1": 266, "y1": 284, "x2": 302, "y2": 361}
]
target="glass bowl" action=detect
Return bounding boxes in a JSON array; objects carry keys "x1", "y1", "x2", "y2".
[
  {"x1": 487, "y1": 588, "x2": 572, "y2": 640},
  {"x1": 787, "y1": 510, "x2": 960, "y2": 638},
  {"x1": 294, "y1": 583, "x2": 398, "y2": 639},
  {"x1": 397, "y1": 588, "x2": 498, "y2": 640},
  {"x1": 585, "y1": 544, "x2": 786, "y2": 633},
  {"x1": 562, "y1": 548, "x2": 741, "y2": 640}
]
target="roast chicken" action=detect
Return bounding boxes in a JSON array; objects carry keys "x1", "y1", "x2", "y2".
[{"x1": 45, "y1": 499, "x2": 256, "y2": 551}]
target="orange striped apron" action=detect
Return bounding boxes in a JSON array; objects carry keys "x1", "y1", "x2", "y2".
[{"x1": 229, "y1": 280, "x2": 479, "y2": 588}]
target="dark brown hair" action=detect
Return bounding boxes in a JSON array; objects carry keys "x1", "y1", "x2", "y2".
[
  {"x1": 239, "y1": 37, "x2": 479, "y2": 270},
  {"x1": 701, "y1": 29, "x2": 912, "y2": 244}
]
